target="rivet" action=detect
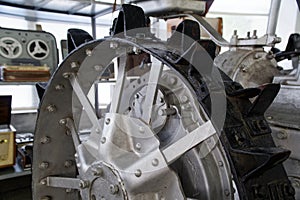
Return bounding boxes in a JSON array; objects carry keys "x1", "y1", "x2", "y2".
[
  {"x1": 86, "y1": 49, "x2": 92, "y2": 56},
  {"x1": 224, "y1": 189, "x2": 230, "y2": 196},
  {"x1": 70, "y1": 62, "x2": 78, "y2": 69},
  {"x1": 39, "y1": 162, "x2": 49, "y2": 169},
  {"x1": 101, "y1": 137, "x2": 106, "y2": 144},
  {"x1": 218, "y1": 161, "x2": 224, "y2": 167},
  {"x1": 55, "y1": 84, "x2": 64, "y2": 91},
  {"x1": 95, "y1": 128, "x2": 100, "y2": 133},
  {"x1": 152, "y1": 158, "x2": 159, "y2": 167},
  {"x1": 65, "y1": 188, "x2": 72, "y2": 193},
  {"x1": 77, "y1": 163, "x2": 81, "y2": 168},
  {"x1": 109, "y1": 184, "x2": 119, "y2": 194},
  {"x1": 74, "y1": 153, "x2": 78, "y2": 158},
  {"x1": 40, "y1": 179, "x2": 47, "y2": 185},
  {"x1": 135, "y1": 143, "x2": 142, "y2": 150},
  {"x1": 181, "y1": 95, "x2": 188, "y2": 103},
  {"x1": 277, "y1": 131, "x2": 287, "y2": 140},
  {"x1": 64, "y1": 160, "x2": 73, "y2": 168},
  {"x1": 267, "y1": 116, "x2": 273, "y2": 120},
  {"x1": 40, "y1": 136, "x2": 51, "y2": 144},
  {"x1": 46, "y1": 105, "x2": 56, "y2": 113},
  {"x1": 110, "y1": 42, "x2": 118, "y2": 49},
  {"x1": 59, "y1": 119, "x2": 67, "y2": 125},
  {"x1": 139, "y1": 126, "x2": 145, "y2": 133},
  {"x1": 105, "y1": 118, "x2": 110, "y2": 125},
  {"x1": 63, "y1": 72, "x2": 72, "y2": 79},
  {"x1": 169, "y1": 77, "x2": 177, "y2": 85},
  {"x1": 135, "y1": 169, "x2": 142, "y2": 177},
  {"x1": 94, "y1": 65, "x2": 103, "y2": 71}
]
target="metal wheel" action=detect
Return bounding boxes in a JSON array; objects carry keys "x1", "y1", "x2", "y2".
[{"x1": 32, "y1": 31, "x2": 234, "y2": 200}]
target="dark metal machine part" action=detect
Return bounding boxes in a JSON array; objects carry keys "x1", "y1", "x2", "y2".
[{"x1": 32, "y1": 4, "x2": 295, "y2": 200}]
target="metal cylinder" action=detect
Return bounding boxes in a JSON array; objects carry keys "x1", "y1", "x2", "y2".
[{"x1": 266, "y1": 0, "x2": 281, "y2": 36}]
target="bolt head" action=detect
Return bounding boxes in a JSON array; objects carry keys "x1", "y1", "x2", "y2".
[
  {"x1": 105, "y1": 118, "x2": 110, "y2": 125},
  {"x1": 101, "y1": 137, "x2": 106, "y2": 144},
  {"x1": 94, "y1": 65, "x2": 103, "y2": 71},
  {"x1": 135, "y1": 143, "x2": 142, "y2": 150},
  {"x1": 40, "y1": 136, "x2": 51, "y2": 144},
  {"x1": 71, "y1": 62, "x2": 78, "y2": 69},
  {"x1": 46, "y1": 105, "x2": 56, "y2": 113},
  {"x1": 152, "y1": 159, "x2": 159, "y2": 167},
  {"x1": 39, "y1": 162, "x2": 49, "y2": 169},
  {"x1": 55, "y1": 84, "x2": 64, "y2": 91},
  {"x1": 135, "y1": 169, "x2": 142, "y2": 177},
  {"x1": 86, "y1": 49, "x2": 92, "y2": 56},
  {"x1": 64, "y1": 160, "x2": 73, "y2": 168},
  {"x1": 109, "y1": 184, "x2": 119, "y2": 194},
  {"x1": 59, "y1": 119, "x2": 67, "y2": 125},
  {"x1": 92, "y1": 167, "x2": 103, "y2": 176}
]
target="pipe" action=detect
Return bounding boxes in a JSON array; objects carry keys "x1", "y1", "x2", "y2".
[{"x1": 266, "y1": 0, "x2": 281, "y2": 36}]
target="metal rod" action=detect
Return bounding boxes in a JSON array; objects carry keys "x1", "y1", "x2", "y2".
[
  {"x1": 266, "y1": 0, "x2": 281, "y2": 36},
  {"x1": 91, "y1": 16, "x2": 97, "y2": 38},
  {"x1": 162, "y1": 120, "x2": 216, "y2": 164},
  {"x1": 68, "y1": 74, "x2": 102, "y2": 131}
]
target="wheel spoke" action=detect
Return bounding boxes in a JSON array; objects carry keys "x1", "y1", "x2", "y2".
[
  {"x1": 162, "y1": 120, "x2": 216, "y2": 163},
  {"x1": 110, "y1": 56, "x2": 127, "y2": 113},
  {"x1": 142, "y1": 63, "x2": 164, "y2": 124},
  {"x1": 44, "y1": 176, "x2": 82, "y2": 189},
  {"x1": 68, "y1": 73, "x2": 102, "y2": 132}
]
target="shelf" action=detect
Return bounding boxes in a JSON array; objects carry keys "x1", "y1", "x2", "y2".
[
  {"x1": 0, "y1": 164, "x2": 31, "y2": 181},
  {"x1": 0, "y1": 82, "x2": 46, "y2": 85}
]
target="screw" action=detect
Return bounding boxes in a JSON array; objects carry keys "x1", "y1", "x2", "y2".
[
  {"x1": 252, "y1": 30, "x2": 257, "y2": 39},
  {"x1": 46, "y1": 105, "x2": 56, "y2": 113},
  {"x1": 101, "y1": 137, "x2": 106, "y2": 144},
  {"x1": 39, "y1": 162, "x2": 49, "y2": 169},
  {"x1": 135, "y1": 94, "x2": 139, "y2": 99},
  {"x1": 110, "y1": 184, "x2": 119, "y2": 194},
  {"x1": 64, "y1": 160, "x2": 73, "y2": 168},
  {"x1": 105, "y1": 118, "x2": 110, "y2": 125},
  {"x1": 40, "y1": 136, "x2": 51, "y2": 144},
  {"x1": 86, "y1": 49, "x2": 92, "y2": 56},
  {"x1": 135, "y1": 169, "x2": 142, "y2": 177},
  {"x1": 247, "y1": 31, "x2": 250, "y2": 38},
  {"x1": 152, "y1": 159, "x2": 159, "y2": 167},
  {"x1": 267, "y1": 116, "x2": 273, "y2": 120}
]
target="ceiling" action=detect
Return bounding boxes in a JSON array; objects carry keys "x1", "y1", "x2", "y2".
[{"x1": 0, "y1": 0, "x2": 120, "y2": 17}]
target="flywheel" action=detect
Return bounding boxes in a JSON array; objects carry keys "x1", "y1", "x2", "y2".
[{"x1": 32, "y1": 4, "x2": 295, "y2": 200}]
